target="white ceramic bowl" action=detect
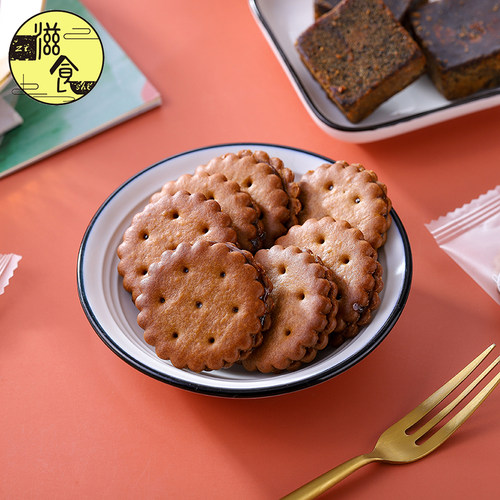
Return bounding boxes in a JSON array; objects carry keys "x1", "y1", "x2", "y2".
[{"x1": 77, "y1": 143, "x2": 412, "y2": 397}]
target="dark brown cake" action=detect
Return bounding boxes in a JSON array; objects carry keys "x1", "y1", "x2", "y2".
[
  {"x1": 410, "y1": 0, "x2": 500, "y2": 100},
  {"x1": 314, "y1": 0, "x2": 412, "y2": 22},
  {"x1": 314, "y1": 0, "x2": 336, "y2": 19},
  {"x1": 297, "y1": 0, "x2": 426, "y2": 123}
]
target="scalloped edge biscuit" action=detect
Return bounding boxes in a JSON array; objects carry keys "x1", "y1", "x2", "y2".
[
  {"x1": 135, "y1": 241, "x2": 273, "y2": 372},
  {"x1": 243, "y1": 245, "x2": 338, "y2": 373},
  {"x1": 276, "y1": 216, "x2": 383, "y2": 338},
  {"x1": 117, "y1": 191, "x2": 236, "y2": 302},
  {"x1": 298, "y1": 161, "x2": 392, "y2": 249},
  {"x1": 251, "y1": 150, "x2": 301, "y2": 228},
  {"x1": 149, "y1": 171, "x2": 265, "y2": 252},
  {"x1": 196, "y1": 150, "x2": 300, "y2": 247}
]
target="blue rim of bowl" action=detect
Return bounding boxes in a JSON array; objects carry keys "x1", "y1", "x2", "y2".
[
  {"x1": 249, "y1": 0, "x2": 500, "y2": 133},
  {"x1": 77, "y1": 142, "x2": 413, "y2": 398}
]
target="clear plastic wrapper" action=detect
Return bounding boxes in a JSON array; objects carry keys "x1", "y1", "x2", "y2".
[{"x1": 426, "y1": 186, "x2": 500, "y2": 305}]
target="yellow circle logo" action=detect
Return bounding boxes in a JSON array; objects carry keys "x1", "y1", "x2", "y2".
[{"x1": 9, "y1": 10, "x2": 104, "y2": 105}]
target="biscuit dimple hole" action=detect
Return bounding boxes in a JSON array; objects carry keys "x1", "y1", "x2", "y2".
[
  {"x1": 285, "y1": 329, "x2": 291, "y2": 336},
  {"x1": 340, "y1": 255, "x2": 350, "y2": 265},
  {"x1": 244, "y1": 179, "x2": 253, "y2": 188},
  {"x1": 220, "y1": 271, "x2": 226, "y2": 277},
  {"x1": 159, "y1": 297, "x2": 165, "y2": 303},
  {"x1": 141, "y1": 268, "x2": 148, "y2": 276},
  {"x1": 142, "y1": 233, "x2": 149, "y2": 240},
  {"x1": 279, "y1": 266, "x2": 286, "y2": 274},
  {"x1": 326, "y1": 183, "x2": 333, "y2": 191},
  {"x1": 317, "y1": 236, "x2": 325, "y2": 245},
  {"x1": 207, "y1": 193, "x2": 214, "y2": 200},
  {"x1": 232, "y1": 306, "x2": 239, "y2": 313},
  {"x1": 196, "y1": 301, "x2": 203, "y2": 309},
  {"x1": 183, "y1": 267, "x2": 189, "y2": 273},
  {"x1": 172, "y1": 332, "x2": 178, "y2": 339},
  {"x1": 298, "y1": 292, "x2": 305, "y2": 300},
  {"x1": 208, "y1": 337, "x2": 215, "y2": 344},
  {"x1": 172, "y1": 211, "x2": 179, "y2": 219},
  {"x1": 354, "y1": 197, "x2": 361, "y2": 204},
  {"x1": 202, "y1": 227, "x2": 209, "y2": 234},
  {"x1": 336, "y1": 292, "x2": 342, "y2": 301}
]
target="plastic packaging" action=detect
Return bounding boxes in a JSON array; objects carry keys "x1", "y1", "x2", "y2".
[
  {"x1": 426, "y1": 186, "x2": 500, "y2": 306},
  {"x1": 0, "y1": 253, "x2": 22, "y2": 295}
]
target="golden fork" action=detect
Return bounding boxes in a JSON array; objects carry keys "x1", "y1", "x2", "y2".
[{"x1": 283, "y1": 344, "x2": 500, "y2": 500}]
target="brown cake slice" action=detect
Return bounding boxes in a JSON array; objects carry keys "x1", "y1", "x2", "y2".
[
  {"x1": 297, "y1": 0, "x2": 426, "y2": 123},
  {"x1": 410, "y1": 0, "x2": 500, "y2": 100},
  {"x1": 314, "y1": 0, "x2": 412, "y2": 22},
  {"x1": 314, "y1": 0, "x2": 336, "y2": 19}
]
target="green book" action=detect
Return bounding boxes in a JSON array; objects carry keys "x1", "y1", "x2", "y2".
[{"x1": 0, "y1": 0, "x2": 161, "y2": 178}]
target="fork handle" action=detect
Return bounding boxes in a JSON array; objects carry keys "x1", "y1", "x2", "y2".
[{"x1": 281, "y1": 453, "x2": 377, "y2": 500}]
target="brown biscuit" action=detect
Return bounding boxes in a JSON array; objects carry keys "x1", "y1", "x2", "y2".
[
  {"x1": 276, "y1": 217, "x2": 383, "y2": 338},
  {"x1": 150, "y1": 171, "x2": 265, "y2": 252},
  {"x1": 298, "y1": 161, "x2": 392, "y2": 250},
  {"x1": 243, "y1": 245, "x2": 338, "y2": 373},
  {"x1": 251, "y1": 150, "x2": 301, "y2": 228},
  {"x1": 196, "y1": 150, "x2": 301, "y2": 248},
  {"x1": 117, "y1": 191, "x2": 237, "y2": 301},
  {"x1": 135, "y1": 241, "x2": 273, "y2": 372}
]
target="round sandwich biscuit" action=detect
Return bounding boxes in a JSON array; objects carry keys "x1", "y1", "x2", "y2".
[
  {"x1": 243, "y1": 245, "x2": 338, "y2": 373},
  {"x1": 150, "y1": 171, "x2": 265, "y2": 252},
  {"x1": 251, "y1": 150, "x2": 301, "y2": 227},
  {"x1": 117, "y1": 191, "x2": 237, "y2": 301},
  {"x1": 196, "y1": 150, "x2": 300, "y2": 248},
  {"x1": 135, "y1": 241, "x2": 274, "y2": 372},
  {"x1": 276, "y1": 217, "x2": 383, "y2": 339},
  {"x1": 298, "y1": 161, "x2": 392, "y2": 249}
]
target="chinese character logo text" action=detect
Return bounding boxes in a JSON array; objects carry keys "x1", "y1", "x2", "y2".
[{"x1": 9, "y1": 10, "x2": 104, "y2": 105}]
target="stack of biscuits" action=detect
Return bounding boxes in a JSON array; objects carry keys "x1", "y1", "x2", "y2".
[{"x1": 117, "y1": 150, "x2": 392, "y2": 373}]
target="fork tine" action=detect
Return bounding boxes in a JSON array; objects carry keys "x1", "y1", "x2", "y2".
[
  {"x1": 412, "y1": 355, "x2": 500, "y2": 441},
  {"x1": 417, "y1": 368, "x2": 500, "y2": 455},
  {"x1": 395, "y1": 344, "x2": 495, "y2": 431}
]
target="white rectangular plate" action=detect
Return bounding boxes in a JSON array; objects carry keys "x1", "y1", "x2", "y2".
[{"x1": 249, "y1": 0, "x2": 500, "y2": 143}]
